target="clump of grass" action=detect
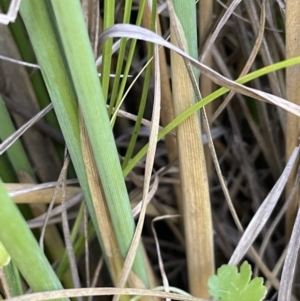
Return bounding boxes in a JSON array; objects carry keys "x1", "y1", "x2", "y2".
[{"x1": 0, "y1": 1, "x2": 300, "y2": 301}]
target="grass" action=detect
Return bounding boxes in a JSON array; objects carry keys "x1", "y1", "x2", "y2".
[{"x1": 0, "y1": 1, "x2": 300, "y2": 301}]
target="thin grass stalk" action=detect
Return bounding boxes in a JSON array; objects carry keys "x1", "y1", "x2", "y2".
[
  {"x1": 112, "y1": 28, "x2": 161, "y2": 301},
  {"x1": 50, "y1": 200, "x2": 86, "y2": 283},
  {"x1": 108, "y1": 0, "x2": 145, "y2": 120},
  {"x1": 169, "y1": 0, "x2": 214, "y2": 297},
  {"x1": 56, "y1": 221, "x2": 95, "y2": 280},
  {"x1": 278, "y1": 205, "x2": 300, "y2": 301},
  {"x1": 122, "y1": 42, "x2": 154, "y2": 168},
  {"x1": 84, "y1": 0, "x2": 101, "y2": 59},
  {"x1": 285, "y1": 0, "x2": 300, "y2": 295},
  {"x1": 285, "y1": 0, "x2": 300, "y2": 238},
  {"x1": 107, "y1": 0, "x2": 132, "y2": 117},
  {"x1": 141, "y1": 1, "x2": 183, "y2": 227},
  {"x1": 100, "y1": 0, "x2": 115, "y2": 101},
  {"x1": 244, "y1": 1, "x2": 283, "y2": 179},
  {"x1": 108, "y1": 1, "x2": 148, "y2": 141},
  {"x1": 198, "y1": 0, "x2": 213, "y2": 181},
  {"x1": 75, "y1": 46, "x2": 124, "y2": 288}
]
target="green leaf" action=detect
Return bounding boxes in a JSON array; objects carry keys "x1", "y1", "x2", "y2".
[
  {"x1": 208, "y1": 261, "x2": 267, "y2": 301},
  {"x1": 0, "y1": 241, "x2": 10, "y2": 268}
]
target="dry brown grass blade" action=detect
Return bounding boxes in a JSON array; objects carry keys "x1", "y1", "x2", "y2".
[
  {"x1": 2, "y1": 95, "x2": 64, "y2": 144},
  {"x1": 151, "y1": 214, "x2": 181, "y2": 300},
  {"x1": 199, "y1": 0, "x2": 214, "y2": 181},
  {"x1": 167, "y1": 1, "x2": 214, "y2": 297},
  {"x1": 200, "y1": 0, "x2": 241, "y2": 62},
  {"x1": 81, "y1": 0, "x2": 100, "y2": 58},
  {"x1": 113, "y1": 175, "x2": 160, "y2": 296},
  {"x1": 132, "y1": 198, "x2": 177, "y2": 218},
  {"x1": 5, "y1": 288, "x2": 207, "y2": 301},
  {"x1": 211, "y1": 46, "x2": 268, "y2": 207},
  {"x1": 243, "y1": 0, "x2": 283, "y2": 180},
  {"x1": 99, "y1": 24, "x2": 300, "y2": 117},
  {"x1": 113, "y1": 41, "x2": 161, "y2": 301},
  {"x1": 199, "y1": 81, "x2": 281, "y2": 291},
  {"x1": 211, "y1": 4, "x2": 281, "y2": 182},
  {"x1": 278, "y1": 206, "x2": 300, "y2": 301},
  {"x1": 212, "y1": 0, "x2": 266, "y2": 121},
  {"x1": 5, "y1": 183, "x2": 80, "y2": 204},
  {"x1": 0, "y1": 103, "x2": 54, "y2": 154},
  {"x1": 7, "y1": 180, "x2": 173, "y2": 219},
  {"x1": 285, "y1": 0, "x2": 300, "y2": 239},
  {"x1": 79, "y1": 112, "x2": 127, "y2": 290},
  {"x1": 0, "y1": 23, "x2": 61, "y2": 182},
  {"x1": 254, "y1": 166, "x2": 300, "y2": 277},
  {"x1": 245, "y1": 1, "x2": 284, "y2": 98},
  {"x1": 265, "y1": 247, "x2": 287, "y2": 291},
  {"x1": 55, "y1": 154, "x2": 81, "y2": 294},
  {"x1": 229, "y1": 146, "x2": 300, "y2": 265},
  {"x1": 141, "y1": 0, "x2": 183, "y2": 222},
  {"x1": 26, "y1": 193, "x2": 82, "y2": 229}
]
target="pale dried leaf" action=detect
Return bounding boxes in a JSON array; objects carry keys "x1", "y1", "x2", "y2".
[
  {"x1": 229, "y1": 146, "x2": 300, "y2": 265},
  {"x1": 99, "y1": 24, "x2": 300, "y2": 117}
]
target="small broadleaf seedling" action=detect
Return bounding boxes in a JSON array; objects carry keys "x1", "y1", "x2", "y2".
[{"x1": 208, "y1": 261, "x2": 267, "y2": 301}]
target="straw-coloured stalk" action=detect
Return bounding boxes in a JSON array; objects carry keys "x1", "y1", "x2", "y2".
[
  {"x1": 141, "y1": 0, "x2": 183, "y2": 227},
  {"x1": 285, "y1": 0, "x2": 300, "y2": 295},
  {"x1": 285, "y1": 0, "x2": 300, "y2": 239},
  {"x1": 79, "y1": 113, "x2": 127, "y2": 287},
  {"x1": 169, "y1": 0, "x2": 214, "y2": 297}
]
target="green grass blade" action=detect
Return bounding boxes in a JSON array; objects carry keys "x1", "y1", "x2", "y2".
[
  {"x1": 0, "y1": 153, "x2": 16, "y2": 182},
  {"x1": 122, "y1": 44, "x2": 154, "y2": 168},
  {"x1": 48, "y1": 1, "x2": 150, "y2": 286},
  {"x1": 101, "y1": 0, "x2": 115, "y2": 102},
  {"x1": 0, "y1": 181, "x2": 68, "y2": 300},
  {"x1": 3, "y1": 261, "x2": 23, "y2": 297},
  {"x1": 0, "y1": 95, "x2": 35, "y2": 179},
  {"x1": 20, "y1": 0, "x2": 150, "y2": 287},
  {"x1": 19, "y1": 0, "x2": 106, "y2": 268},
  {"x1": 108, "y1": 0, "x2": 145, "y2": 119}
]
